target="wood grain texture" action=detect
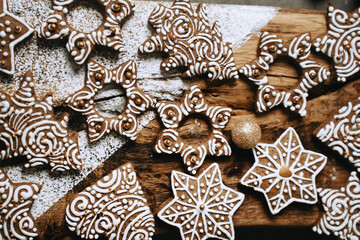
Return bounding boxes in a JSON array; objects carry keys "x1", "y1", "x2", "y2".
[{"x1": 35, "y1": 7, "x2": 357, "y2": 240}]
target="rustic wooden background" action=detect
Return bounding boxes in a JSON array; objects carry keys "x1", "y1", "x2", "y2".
[{"x1": 33, "y1": 7, "x2": 358, "y2": 240}]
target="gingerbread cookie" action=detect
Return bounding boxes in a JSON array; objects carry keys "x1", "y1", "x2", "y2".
[
  {"x1": 38, "y1": 0, "x2": 134, "y2": 65},
  {"x1": 66, "y1": 162, "x2": 155, "y2": 240},
  {"x1": 0, "y1": 71, "x2": 82, "y2": 172},
  {"x1": 65, "y1": 60, "x2": 155, "y2": 142},
  {"x1": 139, "y1": 0, "x2": 239, "y2": 81},
  {"x1": 0, "y1": 167, "x2": 41, "y2": 240},
  {"x1": 239, "y1": 32, "x2": 330, "y2": 116},
  {"x1": 155, "y1": 85, "x2": 231, "y2": 175},
  {"x1": 313, "y1": 171, "x2": 360, "y2": 239},
  {"x1": 314, "y1": 4, "x2": 360, "y2": 82},
  {"x1": 241, "y1": 127, "x2": 327, "y2": 214},
  {"x1": 158, "y1": 163, "x2": 244, "y2": 240},
  {"x1": 0, "y1": 0, "x2": 33, "y2": 75},
  {"x1": 314, "y1": 97, "x2": 360, "y2": 172}
]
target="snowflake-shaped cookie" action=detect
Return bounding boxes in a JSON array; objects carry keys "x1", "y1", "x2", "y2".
[
  {"x1": 65, "y1": 60, "x2": 155, "y2": 142},
  {"x1": 0, "y1": 0, "x2": 33, "y2": 75},
  {"x1": 314, "y1": 97, "x2": 360, "y2": 172},
  {"x1": 313, "y1": 171, "x2": 360, "y2": 240},
  {"x1": 38, "y1": 0, "x2": 134, "y2": 65},
  {"x1": 139, "y1": 0, "x2": 239, "y2": 81},
  {"x1": 66, "y1": 162, "x2": 155, "y2": 240},
  {"x1": 0, "y1": 167, "x2": 41, "y2": 240},
  {"x1": 240, "y1": 127, "x2": 327, "y2": 214},
  {"x1": 155, "y1": 85, "x2": 231, "y2": 175},
  {"x1": 0, "y1": 71, "x2": 82, "y2": 172},
  {"x1": 158, "y1": 163, "x2": 244, "y2": 240},
  {"x1": 314, "y1": 4, "x2": 360, "y2": 82},
  {"x1": 239, "y1": 32, "x2": 330, "y2": 116}
]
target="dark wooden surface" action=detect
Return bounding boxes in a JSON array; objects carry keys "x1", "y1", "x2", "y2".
[{"x1": 35, "y1": 7, "x2": 357, "y2": 240}]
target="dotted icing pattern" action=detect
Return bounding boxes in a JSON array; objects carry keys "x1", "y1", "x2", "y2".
[
  {"x1": 65, "y1": 162, "x2": 155, "y2": 240},
  {"x1": 314, "y1": 4, "x2": 360, "y2": 82},
  {"x1": 155, "y1": 85, "x2": 231, "y2": 175},
  {"x1": 313, "y1": 171, "x2": 360, "y2": 240},
  {"x1": 239, "y1": 32, "x2": 330, "y2": 117},
  {"x1": 0, "y1": 71, "x2": 82, "y2": 172},
  {"x1": 0, "y1": 0, "x2": 33, "y2": 75},
  {"x1": 138, "y1": 0, "x2": 239, "y2": 81},
  {"x1": 0, "y1": 168, "x2": 41, "y2": 240},
  {"x1": 315, "y1": 97, "x2": 360, "y2": 172},
  {"x1": 158, "y1": 163, "x2": 244, "y2": 240},
  {"x1": 38, "y1": 0, "x2": 134, "y2": 65},
  {"x1": 65, "y1": 60, "x2": 156, "y2": 142},
  {"x1": 241, "y1": 127, "x2": 327, "y2": 215}
]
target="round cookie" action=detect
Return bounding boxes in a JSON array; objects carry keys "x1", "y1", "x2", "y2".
[
  {"x1": 65, "y1": 60, "x2": 156, "y2": 142},
  {"x1": 155, "y1": 85, "x2": 232, "y2": 175},
  {"x1": 231, "y1": 118, "x2": 261, "y2": 149},
  {"x1": 239, "y1": 32, "x2": 330, "y2": 116},
  {"x1": 38, "y1": 0, "x2": 134, "y2": 65}
]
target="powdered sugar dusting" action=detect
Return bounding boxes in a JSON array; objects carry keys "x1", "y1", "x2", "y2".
[{"x1": 0, "y1": 0, "x2": 277, "y2": 219}]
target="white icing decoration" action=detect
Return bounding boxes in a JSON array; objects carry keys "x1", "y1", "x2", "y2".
[
  {"x1": 0, "y1": 0, "x2": 33, "y2": 75},
  {"x1": 313, "y1": 4, "x2": 360, "y2": 82},
  {"x1": 65, "y1": 60, "x2": 155, "y2": 142},
  {"x1": 0, "y1": 167, "x2": 41, "y2": 240},
  {"x1": 239, "y1": 32, "x2": 330, "y2": 117},
  {"x1": 139, "y1": 0, "x2": 239, "y2": 81},
  {"x1": 315, "y1": 96, "x2": 360, "y2": 172},
  {"x1": 0, "y1": 71, "x2": 82, "y2": 172},
  {"x1": 240, "y1": 127, "x2": 327, "y2": 214},
  {"x1": 37, "y1": 0, "x2": 134, "y2": 65},
  {"x1": 155, "y1": 85, "x2": 231, "y2": 174},
  {"x1": 158, "y1": 163, "x2": 244, "y2": 240},
  {"x1": 65, "y1": 162, "x2": 155, "y2": 240},
  {"x1": 313, "y1": 171, "x2": 360, "y2": 239}
]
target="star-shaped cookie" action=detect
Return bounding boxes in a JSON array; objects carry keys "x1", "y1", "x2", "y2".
[
  {"x1": 313, "y1": 4, "x2": 360, "y2": 82},
  {"x1": 66, "y1": 162, "x2": 155, "y2": 240},
  {"x1": 313, "y1": 171, "x2": 360, "y2": 240},
  {"x1": 65, "y1": 60, "x2": 155, "y2": 142},
  {"x1": 0, "y1": 167, "x2": 41, "y2": 240},
  {"x1": 38, "y1": 0, "x2": 134, "y2": 65},
  {"x1": 139, "y1": 0, "x2": 239, "y2": 81},
  {"x1": 241, "y1": 127, "x2": 327, "y2": 214},
  {"x1": 0, "y1": 71, "x2": 82, "y2": 172},
  {"x1": 158, "y1": 163, "x2": 244, "y2": 240},
  {"x1": 155, "y1": 85, "x2": 231, "y2": 175},
  {"x1": 0, "y1": 0, "x2": 33, "y2": 75},
  {"x1": 239, "y1": 32, "x2": 330, "y2": 116},
  {"x1": 314, "y1": 97, "x2": 360, "y2": 172}
]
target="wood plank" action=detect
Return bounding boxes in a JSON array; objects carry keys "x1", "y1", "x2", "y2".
[{"x1": 30, "y1": 6, "x2": 360, "y2": 239}]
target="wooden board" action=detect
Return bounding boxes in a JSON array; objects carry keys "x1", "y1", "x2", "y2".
[{"x1": 5, "y1": 3, "x2": 358, "y2": 240}]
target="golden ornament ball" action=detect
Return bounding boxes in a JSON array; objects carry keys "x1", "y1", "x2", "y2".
[{"x1": 231, "y1": 118, "x2": 261, "y2": 149}]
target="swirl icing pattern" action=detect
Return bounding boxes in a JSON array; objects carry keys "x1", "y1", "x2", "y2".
[
  {"x1": 239, "y1": 32, "x2": 330, "y2": 116},
  {"x1": 65, "y1": 163, "x2": 155, "y2": 240},
  {"x1": 155, "y1": 85, "x2": 232, "y2": 175},
  {"x1": 313, "y1": 171, "x2": 360, "y2": 239},
  {"x1": 158, "y1": 163, "x2": 244, "y2": 240},
  {"x1": 313, "y1": 4, "x2": 360, "y2": 82},
  {"x1": 38, "y1": 0, "x2": 134, "y2": 65},
  {"x1": 315, "y1": 97, "x2": 360, "y2": 172},
  {"x1": 138, "y1": 0, "x2": 239, "y2": 81},
  {"x1": 0, "y1": 71, "x2": 82, "y2": 172},
  {"x1": 0, "y1": 0, "x2": 33, "y2": 75},
  {"x1": 241, "y1": 127, "x2": 327, "y2": 214},
  {"x1": 0, "y1": 167, "x2": 41, "y2": 240},
  {"x1": 65, "y1": 60, "x2": 155, "y2": 142}
]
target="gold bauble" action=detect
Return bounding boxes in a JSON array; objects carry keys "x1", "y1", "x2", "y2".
[{"x1": 231, "y1": 118, "x2": 261, "y2": 149}]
